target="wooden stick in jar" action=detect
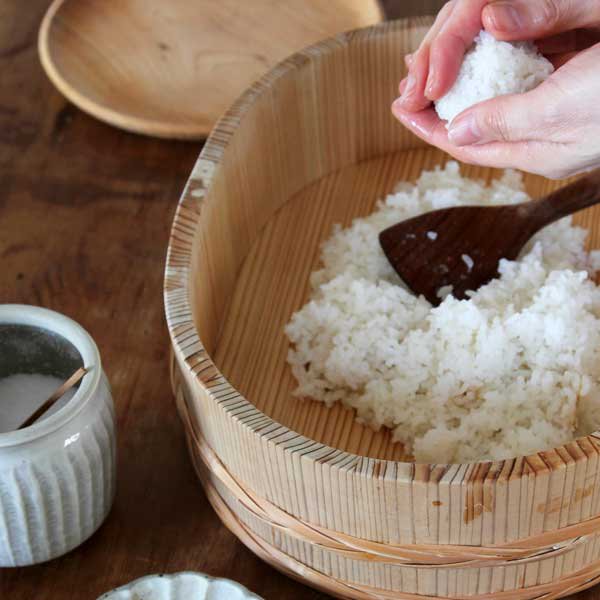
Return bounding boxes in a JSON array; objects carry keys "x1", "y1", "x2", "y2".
[{"x1": 18, "y1": 367, "x2": 88, "y2": 430}]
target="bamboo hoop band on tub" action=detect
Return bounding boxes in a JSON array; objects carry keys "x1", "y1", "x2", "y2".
[
  {"x1": 172, "y1": 369, "x2": 600, "y2": 573},
  {"x1": 198, "y1": 458, "x2": 600, "y2": 600}
]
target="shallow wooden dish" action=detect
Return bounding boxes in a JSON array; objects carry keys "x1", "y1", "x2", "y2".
[
  {"x1": 38, "y1": 0, "x2": 382, "y2": 139},
  {"x1": 165, "y1": 17, "x2": 600, "y2": 599}
]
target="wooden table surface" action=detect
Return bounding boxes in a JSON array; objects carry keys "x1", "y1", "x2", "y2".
[{"x1": 0, "y1": 1, "x2": 593, "y2": 599}]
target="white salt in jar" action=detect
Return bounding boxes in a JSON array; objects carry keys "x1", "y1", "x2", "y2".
[{"x1": 0, "y1": 305, "x2": 116, "y2": 566}]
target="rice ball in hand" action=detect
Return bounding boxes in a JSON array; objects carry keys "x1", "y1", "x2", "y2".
[{"x1": 435, "y1": 31, "x2": 554, "y2": 124}]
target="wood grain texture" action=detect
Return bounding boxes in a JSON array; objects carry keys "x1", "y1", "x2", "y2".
[
  {"x1": 38, "y1": 0, "x2": 383, "y2": 139},
  {"x1": 1, "y1": 0, "x2": 362, "y2": 597},
  {"x1": 12, "y1": 1, "x2": 600, "y2": 600},
  {"x1": 165, "y1": 14, "x2": 600, "y2": 600}
]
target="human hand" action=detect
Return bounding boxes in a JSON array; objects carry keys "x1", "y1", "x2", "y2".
[{"x1": 392, "y1": 0, "x2": 600, "y2": 179}]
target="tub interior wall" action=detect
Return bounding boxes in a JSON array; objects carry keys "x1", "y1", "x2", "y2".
[{"x1": 188, "y1": 23, "x2": 429, "y2": 355}]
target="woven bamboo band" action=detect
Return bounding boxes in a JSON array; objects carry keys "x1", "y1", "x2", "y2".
[
  {"x1": 174, "y1": 383, "x2": 600, "y2": 570},
  {"x1": 198, "y1": 459, "x2": 600, "y2": 600}
]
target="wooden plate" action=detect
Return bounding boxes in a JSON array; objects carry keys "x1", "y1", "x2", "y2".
[{"x1": 38, "y1": 0, "x2": 383, "y2": 139}]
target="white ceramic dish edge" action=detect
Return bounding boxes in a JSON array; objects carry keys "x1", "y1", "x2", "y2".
[{"x1": 98, "y1": 572, "x2": 264, "y2": 600}]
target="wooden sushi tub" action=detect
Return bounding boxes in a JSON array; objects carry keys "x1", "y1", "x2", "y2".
[{"x1": 165, "y1": 17, "x2": 600, "y2": 600}]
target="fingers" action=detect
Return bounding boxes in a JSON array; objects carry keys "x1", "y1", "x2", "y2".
[
  {"x1": 390, "y1": 102, "x2": 509, "y2": 166},
  {"x1": 446, "y1": 81, "x2": 560, "y2": 146},
  {"x1": 425, "y1": 0, "x2": 492, "y2": 100},
  {"x1": 399, "y1": 0, "x2": 600, "y2": 115},
  {"x1": 394, "y1": 26, "x2": 600, "y2": 179},
  {"x1": 391, "y1": 103, "x2": 501, "y2": 166},
  {"x1": 391, "y1": 103, "x2": 573, "y2": 178},
  {"x1": 482, "y1": 0, "x2": 600, "y2": 41},
  {"x1": 397, "y1": 1, "x2": 456, "y2": 110},
  {"x1": 446, "y1": 41, "x2": 600, "y2": 146},
  {"x1": 391, "y1": 104, "x2": 507, "y2": 167},
  {"x1": 400, "y1": 0, "x2": 495, "y2": 109},
  {"x1": 392, "y1": 105, "x2": 449, "y2": 148},
  {"x1": 426, "y1": 31, "x2": 473, "y2": 100},
  {"x1": 397, "y1": 46, "x2": 433, "y2": 112}
]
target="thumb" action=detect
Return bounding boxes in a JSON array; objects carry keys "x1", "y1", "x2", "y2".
[
  {"x1": 482, "y1": 0, "x2": 600, "y2": 40},
  {"x1": 447, "y1": 84, "x2": 559, "y2": 146}
]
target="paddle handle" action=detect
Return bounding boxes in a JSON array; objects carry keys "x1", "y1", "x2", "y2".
[{"x1": 527, "y1": 169, "x2": 600, "y2": 228}]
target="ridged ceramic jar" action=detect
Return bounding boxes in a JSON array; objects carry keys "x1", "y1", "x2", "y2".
[{"x1": 0, "y1": 304, "x2": 116, "y2": 567}]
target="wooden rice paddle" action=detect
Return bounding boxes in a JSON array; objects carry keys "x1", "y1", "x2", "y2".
[{"x1": 379, "y1": 170, "x2": 600, "y2": 306}]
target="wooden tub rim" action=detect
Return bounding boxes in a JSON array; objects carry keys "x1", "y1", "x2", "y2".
[{"x1": 163, "y1": 16, "x2": 600, "y2": 482}]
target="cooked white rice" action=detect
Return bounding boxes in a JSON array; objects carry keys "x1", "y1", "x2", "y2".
[
  {"x1": 435, "y1": 31, "x2": 554, "y2": 124},
  {"x1": 285, "y1": 162, "x2": 600, "y2": 463}
]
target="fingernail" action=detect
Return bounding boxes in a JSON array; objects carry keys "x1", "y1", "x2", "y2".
[
  {"x1": 404, "y1": 53, "x2": 414, "y2": 67},
  {"x1": 425, "y1": 65, "x2": 436, "y2": 99},
  {"x1": 395, "y1": 111, "x2": 433, "y2": 139},
  {"x1": 448, "y1": 113, "x2": 481, "y2": 146},
  {"x1": 403, "y1": 74, "x2": 416, "y2": 96},
  {"x1": 391, "y1": 97, "x2": 404, "y2": 115},
  {"x1": 398, "y1": 74, "x2": 417, "y2": 106},
  {"x1": 486, "y1": 1, "x2": 524, "y2": 32}
]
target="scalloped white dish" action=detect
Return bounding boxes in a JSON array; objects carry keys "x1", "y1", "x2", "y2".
[{"x1": 98, "y1": 572, "x2": 264, "y2": 600}]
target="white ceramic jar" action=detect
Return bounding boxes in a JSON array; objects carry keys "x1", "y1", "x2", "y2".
[{"x1": 0, "y1": 305, "x2": 116, "y2": 566}]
